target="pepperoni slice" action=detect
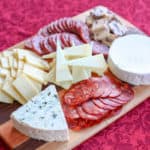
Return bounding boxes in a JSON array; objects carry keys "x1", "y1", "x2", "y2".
[
  {"x1": 31, "y1": 35, "x2": 44, "y2": 55},
  {"x1": 64, "y1": 79, "x2": 94, "y2": 106},
  {"x1": 100, "y1": 98, "x2": 121, "y2": 107},
  {"x1": 92, "y1": 41, "x2": 109, "y2": 56},
  {"x1": 24, "y1": 39, "x2": 33, "y2": 50},
  {"x1": 93, "y1": 99, "x2": 115, "y2": 110},
  {"x1": 82, "y1": 101, "x2": 108, "y2": 115},
  {"x1": 47, "y1": 22, "x2": 55, "y2": 34},
  {"x1": 62, "y1": 104, "x2": 80, "y2": 119},
  {"x1": 77, "y1": 106, "x2": 102, "y2": 120},
  {"x1": 117, "y1": 85, "x2": 134, "y2": 102},
  {"x1": 48, "y1": 34, "x2": 58, "y2": 50}
]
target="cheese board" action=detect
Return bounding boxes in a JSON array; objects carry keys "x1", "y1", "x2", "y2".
[{"x1": 0, "y1": 5, "x2": 150, "y2": 150}]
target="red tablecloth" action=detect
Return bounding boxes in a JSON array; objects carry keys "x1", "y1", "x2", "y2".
[{"x1": 0, "y1": 0, "x2": 150, "y2": 150}]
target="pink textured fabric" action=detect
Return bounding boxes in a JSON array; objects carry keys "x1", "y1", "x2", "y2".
[{"x1": 0, "y1": 0, "x2": 150, "y2": 150}]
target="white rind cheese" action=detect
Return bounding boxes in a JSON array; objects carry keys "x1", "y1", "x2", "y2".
[
  {"x1": 108, "y1": 35, "x2": 150, "y2": 85},
  {"x1": 11, "y1": 85, "x2": 69, "y2": 142}
]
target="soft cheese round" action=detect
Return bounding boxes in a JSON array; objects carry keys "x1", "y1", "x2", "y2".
[{"x1": 108, "y1": 34, "x2": 150, "y2": 85}]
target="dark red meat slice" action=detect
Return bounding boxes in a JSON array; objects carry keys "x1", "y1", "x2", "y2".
[
  {"x1": 77, "y1": 106, "x2": 102, "y2": 120},
  {"x1": 82, "y1": 101, "x2": 108, "y2": 115},
  {"x1": 24, "y1": 39, "x2": 33, "y2": 50},
  {"x1": 38, "y1": 26, "x2": 50, "y2": 37},
  {"x1": 31, "y1": 35, "x2": 44, "y2": 55},
  {"x1": 63, "y1": 104, "x2": 80, "y2": 119},
  {"x1": 92, "y1": 41, "x2": 109, "y2": 56},
  {"x1": 93, "y1": 99, "x2": 115, "y2": 110},
  {"x1": 43, "y1": 38, "x2": 54, "y2": 53},
  {"x1": 109, "y1": 97, "x2": 126, "y2": 105}
]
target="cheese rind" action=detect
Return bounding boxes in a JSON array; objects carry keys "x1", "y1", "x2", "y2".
[
  {"x1": 108, "y1": 35, "x2": 150, "y2": 85},
  {"x1": 11, "y1": 85, "x2": 69, "y2": 142}
]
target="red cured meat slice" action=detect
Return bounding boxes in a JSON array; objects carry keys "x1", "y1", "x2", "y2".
[
  {"x1": 109, "y1": 97, "x2": 126, "y2": 105},
  {"x1": 31, "y1": 35, "x2": 44, "y2": 55},
  {"x1": 117, "y1": 85, "x2": 134, "y2": 102},
  {"x1": 47, "y1": 22, "x2": 56, "y2": 34},
  {"x1": 54, "y1": 21, "x2": 61, "y2": 33},
  {"x1": 64, "y1": 79, "x2": 94, "y2": 106},
  {"x1": 63, "y1": 104, "x2": 80, "y2": 119},
  {"x1": 77, "y1": 106, "x2": 102, "y2": 120},
  {"x1": 24, "y1": 39, "x2": 33, "y2": 50},
  {"x1": 62, "y1": 18, "x2": 69, "y2": 31},
  {"x1": 92, "y1": 41, "x2": 109, "y2": 56},
  {"x1": 100, "y1": 98, "x2": 121, "y2": 107},
  {"x1": 38, "y1": 26, "x2": 50, "y2": 37},
  {"x1": 43, "y1": 38, "x2": 54, "y2": 53},
  {"x1": 109, "y1": 85, "x2": 121, "y2": 97},
  {"x1": 82, "y1": 101, "x2": 108, "y2": 115},
  {"x1": 48, "y1": 34, "x2": 58, "y2": 50},
  {"x1": 93, "y1": 99, "x2": 115, "y2": 110}
]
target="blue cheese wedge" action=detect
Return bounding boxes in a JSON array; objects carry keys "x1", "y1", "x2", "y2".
[{"x1": 11, "y1": 85, "x2": 69, "y2": 142}]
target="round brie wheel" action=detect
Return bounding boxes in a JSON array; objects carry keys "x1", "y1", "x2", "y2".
[{"x1": 108, "y1": 34, "x2": 150, "y2": 85}]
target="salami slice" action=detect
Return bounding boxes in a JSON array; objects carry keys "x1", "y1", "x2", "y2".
[
  {"x1": 100, "y1": 98, "x2": 121, "y2": 107},
  {"x1": 62, "y1": 104, "x2": 80, "y2": 119},
  {"x1": 93, "y1": 99, "x2": 115, "y2": 110},
  {"x1": 43, "y1": 38, "x2": 54, "y2": 53},
  {"x1": 109, "y1": 97, "x2": 126, "y2": 105},
  {"x1": 117, "y1": 85, "x2": 134, "y2": 102},
  {"x1": 38, "y1": 26, "x2": 50, "y2": 37},
  {"x1": 31, "y1": 35, "x2": 44, "y2": 55},
  {"x1": 77, "y1": 106, "x2": 102, "y2": 120},
  {"x1": 92, "y1": 41, "x2": 109, "y2": 56},
  {"x1": 82, "y1": 101, "x2": 108, "y2": 115},
  {"x1": 24, "y1": 39, "x2": 33, "y2": 50}
]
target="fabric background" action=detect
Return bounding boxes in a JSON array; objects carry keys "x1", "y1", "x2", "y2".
[{"x1": 0, "y1": 0, "x2": 150, "y2": 149}]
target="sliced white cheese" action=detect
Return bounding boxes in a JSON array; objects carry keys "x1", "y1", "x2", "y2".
[
  {"x1": 2, "y1": 50, "x2": 14, "y2": 57},
  {"x1": 0, "y1": 57, "x2": 9, "y2": 69},
  {"x1": 0, "y1": 68, "x2": 10, "y2": 77},
  {"x1": 11, "y1": 85, "x2": 69, "y2": 142},
  {"x1": 43, "y1": 43, "x2": 92, "y2": 59},
  {"x1": 13, "y1": 74, "x2": 40, "y2": 101},
  {"x1": 13, "y1": 58, "x2": 18, "y2": 69},
  {"x1": 25, "y1": 55, "x2": 49, "y2": 70},
  {"x1": 56, "y1": 43, "x2": 73, "y2": 82},
  {"x1": 69, "y1": 54, "x2": 107, "y2": 70},
  {"x1": 23, "y1": 64, "x2": 48, "y2": 84},
  {"x1": 14, "y1": 48, "x2": 37, "y2": 60},
  {"x1": 108, "y1": 34, "x2": 150, "y2": 85},
  {"x1": 2, "y1": 76, "x2": 26, "y2": 104},
  {"x1": 72, "y1": 66, "x2": 91, "y2": 83},
  {"x1": 0, "y1": 88, "x2": 14, "y2": 104}
]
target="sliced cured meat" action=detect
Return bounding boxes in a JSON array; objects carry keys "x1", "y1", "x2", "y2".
[
  {"x1": 24, "y1": 39, "x2": 33, "y2": 49},
  {"x1": 43, "y1": 38, "x2": 54, "y2": 53},
  {"x1": 100, "y1": 98, "x2": 121, "y2": 107},
  {"x1": 109, "y1": 85, "x2": 121, "y2": 97},
  {"x1": 38, "y1": 26, "x2": 50, "y2": 37},
  {"x1": 62, "y1": 104, "x2": 80, "y2": 119},
  {"x1": 82, "y1": 101, "x2": 108, "y2": 115},
  {"x1": 31, "y1": 35, "x2": 44, "y2": 55},
  {"x1": 93, "y1": 99, "x2": 115, "y2": 110},
  {"x1": 117, "y1": 85, "x2": 134, "y2": 102},
  {"x1": 109, "y1": 97, "x2": 126, "y2": 105},
  {"x1": 77, "y1": 106, "x2": 102, "y2": 120},
  {"x1": 46, "y1": 18, "x2": 90, "y2": 43},
  {"x1": 90, "y1": 78, "x2": 105, "y2": 97},
  {"x1": 92, "y1": 41, "x2": 109, "y2": 56},
  {"x1": 48, "y1": 34, "x2": 57, "y2": 50},
  {"x1": 63, "y1": 79, "x2": 94, "y2": 106}
]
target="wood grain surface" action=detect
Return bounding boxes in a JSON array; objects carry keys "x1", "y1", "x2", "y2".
[{"x1": 0, "y1": 5, "x2": 149, "y2": 150}]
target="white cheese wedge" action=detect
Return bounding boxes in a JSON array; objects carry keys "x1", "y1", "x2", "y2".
[
  {"x1": 56, "y1": 42, "x2": 73, "y2": 82},
  {"x1": 23, "y1": 64, "x2": 48, "y2": 84},
  {"x1": 13, "y1": 74, "x2": 40, "y2": 101},
  {"x1": 72, "y1": 66, "x2": 91, "y2": 83},
  {"x1": 43, "y1": 43, "x2": 92, "y2": 59},
  {"x1": 11, "y1": 85, "x2": 69, "y2": 142},
  {"x1": 2, "y1": 76, "x2": 26, "y2": 104},
  {"x1": 108, "y1": 35, "x2": 150, "y2": 85},
  {"x1": 0, "y1": 68, "x2": 10, "y2": 77},
  {"x1": 69, "y1": 54, "x2": 107, "y2": 69}
]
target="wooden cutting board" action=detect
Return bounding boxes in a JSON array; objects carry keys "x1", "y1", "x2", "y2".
[{"x1": 0, "y1": 5, "x2": 150, "y2": 150}]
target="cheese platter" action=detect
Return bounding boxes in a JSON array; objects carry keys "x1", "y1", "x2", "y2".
[{"x1": 0, "y1": 5, "x2": 150, "y2": 150}]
